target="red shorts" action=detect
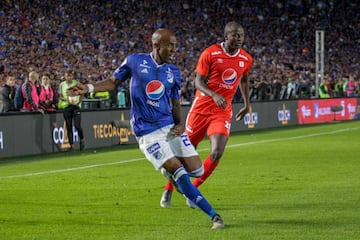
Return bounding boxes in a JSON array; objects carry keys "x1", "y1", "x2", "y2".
[{"x1": 185, "y1": 111, "x2": 232, "y2": 146}]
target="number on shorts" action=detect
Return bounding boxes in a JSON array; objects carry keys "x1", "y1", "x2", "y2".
[{"x1": 181, "y1": 134, "x2": 192, "y2": 146}]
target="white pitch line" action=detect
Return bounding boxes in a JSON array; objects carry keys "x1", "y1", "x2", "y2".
[
  {"x1": 0, "y1": 127, "x2": 358, "y2": 180},
  {"x1": 0, "y1": 158, "x2": 145, "y2": 179},
  {"x1": 223, "y1": 127, "x2": 359, "y2": 149}
]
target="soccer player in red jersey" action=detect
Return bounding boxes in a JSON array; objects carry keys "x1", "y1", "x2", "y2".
[{"x1": 161, "y1": 21, "x2": 253, "y2": 208}]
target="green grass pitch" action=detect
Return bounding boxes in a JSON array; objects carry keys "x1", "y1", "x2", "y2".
[{"x1": 0, "y1": 121, "x2": 359, "y2": 240}]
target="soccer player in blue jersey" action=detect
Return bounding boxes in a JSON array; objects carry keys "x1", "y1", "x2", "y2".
[{"x1": 67, "y1": 28, "x2": 224, "y2": 229}]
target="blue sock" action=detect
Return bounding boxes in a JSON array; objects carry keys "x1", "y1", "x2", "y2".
[{"x1": 173, "y1": 167, "x2": 217, "y2": 219}]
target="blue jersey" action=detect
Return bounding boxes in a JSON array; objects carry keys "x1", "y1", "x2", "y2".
[{"x1": 113, "y1": 53, "x2": 181, "y2": 137}]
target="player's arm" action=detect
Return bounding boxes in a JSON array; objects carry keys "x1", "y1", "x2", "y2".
[
  {"x1": 171, "y1": 98, "x2": 185, "y2": 136},
  {"x1": 67, "y1": 76, "x2": 117, "y2": 96},
  {"x1": 90, "y1": 77, "x2": 118, "y2": 92},
  {"x1": 194, "y1": 73, "x2": 227, "y2": 109},
  {"x1": 235, "y1": 75, "x2": 250, "y2": 121},
  {"x1": 68, "y1": 56, "x2": 132, "y2": 96}
]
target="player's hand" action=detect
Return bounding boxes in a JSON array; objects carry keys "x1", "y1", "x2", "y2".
[
  {"x1": 235, "y1": 106, "x2": 249, "y2": 121},
  {"x1": 67, "y1": 84, "x2": 88, "y2": 96},
  {"x1": 171, "y1": 124, "x2": 185, "y2": 136},
  {"x1": 212, "y1": 93, "x2": 228, "y2": 110},
  {"x1": 38, "y1": 108, "x2": 45, "y2": 115}
]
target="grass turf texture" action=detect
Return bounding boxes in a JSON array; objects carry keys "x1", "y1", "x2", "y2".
[{"x1": 0, "y1": 121, "x2": 359, "y2": 240}]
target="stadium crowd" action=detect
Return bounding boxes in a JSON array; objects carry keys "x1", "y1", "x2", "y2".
[{"x1": 0, "y1": 0, "x2": 359, "y2": 112}]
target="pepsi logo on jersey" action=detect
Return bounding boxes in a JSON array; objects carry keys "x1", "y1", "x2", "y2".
[
  {"x1": 222, "y1": 68, "x2": 237, "y2": 84},
  {"x1": 146, "y1": 80, "x2": 165, "y2": 100}
]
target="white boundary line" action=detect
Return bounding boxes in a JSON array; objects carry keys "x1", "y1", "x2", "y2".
[
  {"x1": 224, "y1": 127, "x2": 358, "y2": 149},
  {"x1": 0, "y1": 158, "x2": 145, "y2": 179},
  {"x1": 0, "y1": 127, "x2": 358, "y2": 180}
]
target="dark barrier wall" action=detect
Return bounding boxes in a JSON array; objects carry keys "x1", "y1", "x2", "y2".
[
  {"x1": 0, "y1": 98, "x2": 359, "y2": 159},
  {"x1": 232, "y1": 100, "x2": 298, "y2": 131},
  {"x1": 0, "y1": 110, "x2": 137, "y2": 158}
]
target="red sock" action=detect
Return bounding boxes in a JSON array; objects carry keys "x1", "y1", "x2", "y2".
[
  {"x1": 192, "y1": 155, "x2": 219, "y2": 188},
  {"x1": 164, "y1": 181, "x2": 174, "y2": 191}
]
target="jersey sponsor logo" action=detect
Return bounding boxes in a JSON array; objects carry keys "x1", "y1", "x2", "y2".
[
  {"x1": 152, "y1": 151, "x2": 163, "y2": 160},
  {"x1": 238, "y1": 54, "x2": 248, "y2": 61},
  {"x1": 146, "y1": 143, "x2": 163, "y2": 160},
  {"x1": 211, "y1": 51, "x2": 222, "y2": 55},
  {"x1": 219, "y1": 83, "x2": 234, "y2": 89},
  {"x1": 147, "y1": 142, "x2": 160, "y2": 154},
  {"x1": 222, "y1": 68, "x2": 237, "y2": 84},
  {"x1": 146, "y1": 80, "x2": 165, "y2": 100},
  {"x1": 141, "y1": 68, "x2": 149, "y2": 73},
  {"x1": 166, "y1": 68, "x2": 174, "y2": 83},
  {"x1": 146, "y1": 99, "x2": 160, "y2": 107},
  {"x1": 140, "y1": 60, "x2": 150, "y2": 68}
]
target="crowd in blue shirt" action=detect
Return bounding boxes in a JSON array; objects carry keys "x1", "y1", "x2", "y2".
[{"x1": 0, "y1": 0, "x2": 358, "y2": 108}]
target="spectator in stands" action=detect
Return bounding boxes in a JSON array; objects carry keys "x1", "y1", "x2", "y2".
[
  {"x1": 345, "y1": 75, "x2": 358, "y2": 97},
  {"x1": 90, "y1": 90, "x2": 111, "y2": 108},
  {"x1": 0, "y1": 75, "x2": 16, "y2": 112},
  {"x1": 39, "y1": 74, "x2": 55, "y2": 112},
  {"x1": 298, "y1": 79, "x2": 312, "y2": 99},
  {"x1": 325, "y1": 75, "x2": 333, "y2": 97},
  {"x1": 256, "y1": 78, "x2": 269, "y2": 101},
  {"x1": 181, "y1": 79, "x2": 195, "y2": 104},
  {"x1": 57, "y1": 71, "x2": 85, "y2": 151},
  {"x1": 270, "y1": 79, "x2": 282, "y2": 100},
  {"x1": 286, "y1": 77, "x2": 296, "y2": 100},
  {"x1": 22, "y1": 71, "x2": 44, "y2": 114},
  {"x1": 0, "y1": 1, "x2": 358, "y2": 102},
  {"x1": 319, "y1": 76, "x2": 331, "y2": 98},
  {"x1": 90, "y1": 91, "x2": 110, "y2": 100},
  {"x1": 332, "y1": 78, "x2": 344, "y2": 98}
]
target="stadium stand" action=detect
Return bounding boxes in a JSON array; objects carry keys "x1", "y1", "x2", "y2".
[{"x1": 0, "y1": 0, "x2": 358, "y2": 107}]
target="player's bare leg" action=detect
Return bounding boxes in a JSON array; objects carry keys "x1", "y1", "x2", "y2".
[{"x1": 192, "y1": 134, "x2": 227, "y2": 187}]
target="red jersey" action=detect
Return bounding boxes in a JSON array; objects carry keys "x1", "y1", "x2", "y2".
[{"x1": 190, "y1": 43, "x2": 253, "y2": 115}]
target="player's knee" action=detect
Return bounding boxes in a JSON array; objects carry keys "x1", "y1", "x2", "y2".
[
  {"x1": 210, "y1": 150, "x2": 223, "y2": 162},
  {"x1": 172, "y1": 166, "x2": 187, "y2": 181},
  {"x1": 188, "y1": 165, "x2": 204, "y2": 178}
]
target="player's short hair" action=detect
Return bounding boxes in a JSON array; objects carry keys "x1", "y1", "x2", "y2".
[
  {"x1": 152, "y1": 28, "x2": 174, "y2": 45},
  {"x1": 224, "y1": 21, "x2": 243, "y2": 35}
]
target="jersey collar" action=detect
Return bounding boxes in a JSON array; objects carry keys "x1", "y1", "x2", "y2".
[
  {"x1": 150, "y1": 52, "x2": 164, "y2": 67},
  {"x1": 221, "y1": 42, "x2": 240, "y2": 57}
]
